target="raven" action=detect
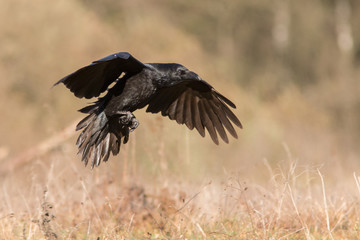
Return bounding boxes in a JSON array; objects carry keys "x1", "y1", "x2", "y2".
[{"x1": 55, "y1": 52, "x2": 242, "y2": 168}]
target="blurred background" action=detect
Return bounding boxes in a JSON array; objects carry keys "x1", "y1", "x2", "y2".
[
  {"x1": 0, "y1": 0, "x2": 360, "y2": 237},
  {"x1": 1, "y1": 0, "x2": 359, "y2": 175}
]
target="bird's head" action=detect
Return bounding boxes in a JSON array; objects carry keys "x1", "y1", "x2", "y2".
[
  {"x1": 150, "y1": 63, "x2": 202, "y2": 87},
  {"x1": 169, "y1": 64, "x2": 202, "y2": 82}
]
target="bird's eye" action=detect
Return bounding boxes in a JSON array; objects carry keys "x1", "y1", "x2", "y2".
[{"x1": 178, "y1": 69, "x2": 186, "y2": 75}]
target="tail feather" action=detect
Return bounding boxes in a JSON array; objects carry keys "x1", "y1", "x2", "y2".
[
  {"x1": 78, "y1": 103, "x2": 100, "y2": 114},
  {"x1": 75, "y1": 103, "x2": 130, "y2": 168},
  {"x1": 110, "y1": 133, "x2": 121, "y2": 155},
  {"x1": 76, "y1": 113, "x2": 95, "y2": 131}
]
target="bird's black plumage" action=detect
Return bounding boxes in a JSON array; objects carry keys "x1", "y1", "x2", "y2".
[{"x1": 55, "y1": 52, "x2": 242, "y2": 168}]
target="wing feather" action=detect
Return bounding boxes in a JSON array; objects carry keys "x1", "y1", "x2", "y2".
[
  {"x1": 55, "y1": 52, "x2": 145, "y2": 99},
  {"x1": 183, "y1": 91, "x2": 194, "y2": 130},
  {"x1": 175, "y1": 92, "x2": 187, "y2": 124},
  {"x1": 213, "y1": 90, "x2": 236, "y2": 108},
  {"x1": 191, "y1": 95, "x2": 205, "y2": 137},
  {"x1": 203, "y1": 100, "x2": 228, "y2": 143},
  {"x1": 208, "y1": 100, "x2": 238, "y2": 139},
  {"x1": 145, "y1": 78, "x2": 241, "y2": 144},
  {"x1": 167, "y1": 100, "x2": 178, "y2": 120},
  {"x1": 198, "y1": 100, "x2": 219, "y2": 144},
  {"x1": 146, "y1": 87, "x2": 175, "y2": 113},
  {"x1": 218, "y1": 100, "x2": 242, "y2": 128}
]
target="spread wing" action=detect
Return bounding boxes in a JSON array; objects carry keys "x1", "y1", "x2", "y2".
[
  {"x1": 54, "y1": 52, "x2": 145, "y2": 99},
  {"x1": 146, "y1": 80, "x2": 242, "y2": 144}
]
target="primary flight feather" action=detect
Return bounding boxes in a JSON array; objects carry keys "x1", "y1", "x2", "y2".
[{"x1": 55, "y1": 52, "x2": 242, "y2": 168}]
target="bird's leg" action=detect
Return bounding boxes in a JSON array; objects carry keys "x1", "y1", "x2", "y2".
[{"x1": 116, "y1": 111, "x2": 139, "y2": 132}]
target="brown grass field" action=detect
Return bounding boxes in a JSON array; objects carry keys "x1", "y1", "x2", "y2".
[{"x1": 1, "y1": 0, "x2": 360, "y2": 239}]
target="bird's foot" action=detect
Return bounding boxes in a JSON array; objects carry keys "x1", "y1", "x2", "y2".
[
  {"x1": 129, "y1": 118, "x2": 139, "y2": 132},
  {"x1": 116, "y1": 111, "x2": 139, "y2": 131}
]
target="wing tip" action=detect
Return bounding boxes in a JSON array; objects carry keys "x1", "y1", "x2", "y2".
[
  {"x1": 236, "y1": 119, "x2": 243, "y2": 129},
  {"x1": 53, "y1": 76, "x2": 67, "y2": 87},
  {"x1": 213, "y1": 89, "x2": 237, "y2": 109}
]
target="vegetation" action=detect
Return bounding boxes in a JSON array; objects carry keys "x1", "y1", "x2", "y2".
[{"x1": 0, "y1": 0, "x2": 359, "y2": 238}]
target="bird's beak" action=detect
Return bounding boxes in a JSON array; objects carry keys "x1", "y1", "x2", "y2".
[{"x1": 189, "y1": 71, "x2": 202, "y2": 80}]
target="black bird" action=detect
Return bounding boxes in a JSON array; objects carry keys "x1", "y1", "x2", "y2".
[{"x1": 55, "y1": 52, "x2": 242, "y2": 168}]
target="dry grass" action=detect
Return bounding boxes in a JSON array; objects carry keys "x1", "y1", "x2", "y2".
[{"x1": 1, "y1": 140, "x2": 360, "y2": 239}]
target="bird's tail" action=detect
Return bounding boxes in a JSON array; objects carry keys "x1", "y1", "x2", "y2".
[{"x1": 75, "y1": 102, "x2": 130, "y2": 168}]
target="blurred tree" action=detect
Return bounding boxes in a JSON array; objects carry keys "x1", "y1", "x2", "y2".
[
  {"x1": 77, "y1": 0, "x2": 360, "y2": 144},
  {"x1": 334, "y1": 0, "x2": 357, "y2": 150}
]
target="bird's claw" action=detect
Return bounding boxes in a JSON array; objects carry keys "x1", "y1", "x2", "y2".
[
  {"x1": 118, "y1": 112, "x2": 132, "y2": 124},
  {"x1": 129, "y1": 118, "x2": 139, "y2": 132},
  {"x1": 116, "y1": 111, "x2": 139, "y2": 131}
]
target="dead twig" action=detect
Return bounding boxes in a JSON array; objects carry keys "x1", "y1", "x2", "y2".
[{"x1": 2, "y1": 120, "x2": 79, "y2": 174}]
